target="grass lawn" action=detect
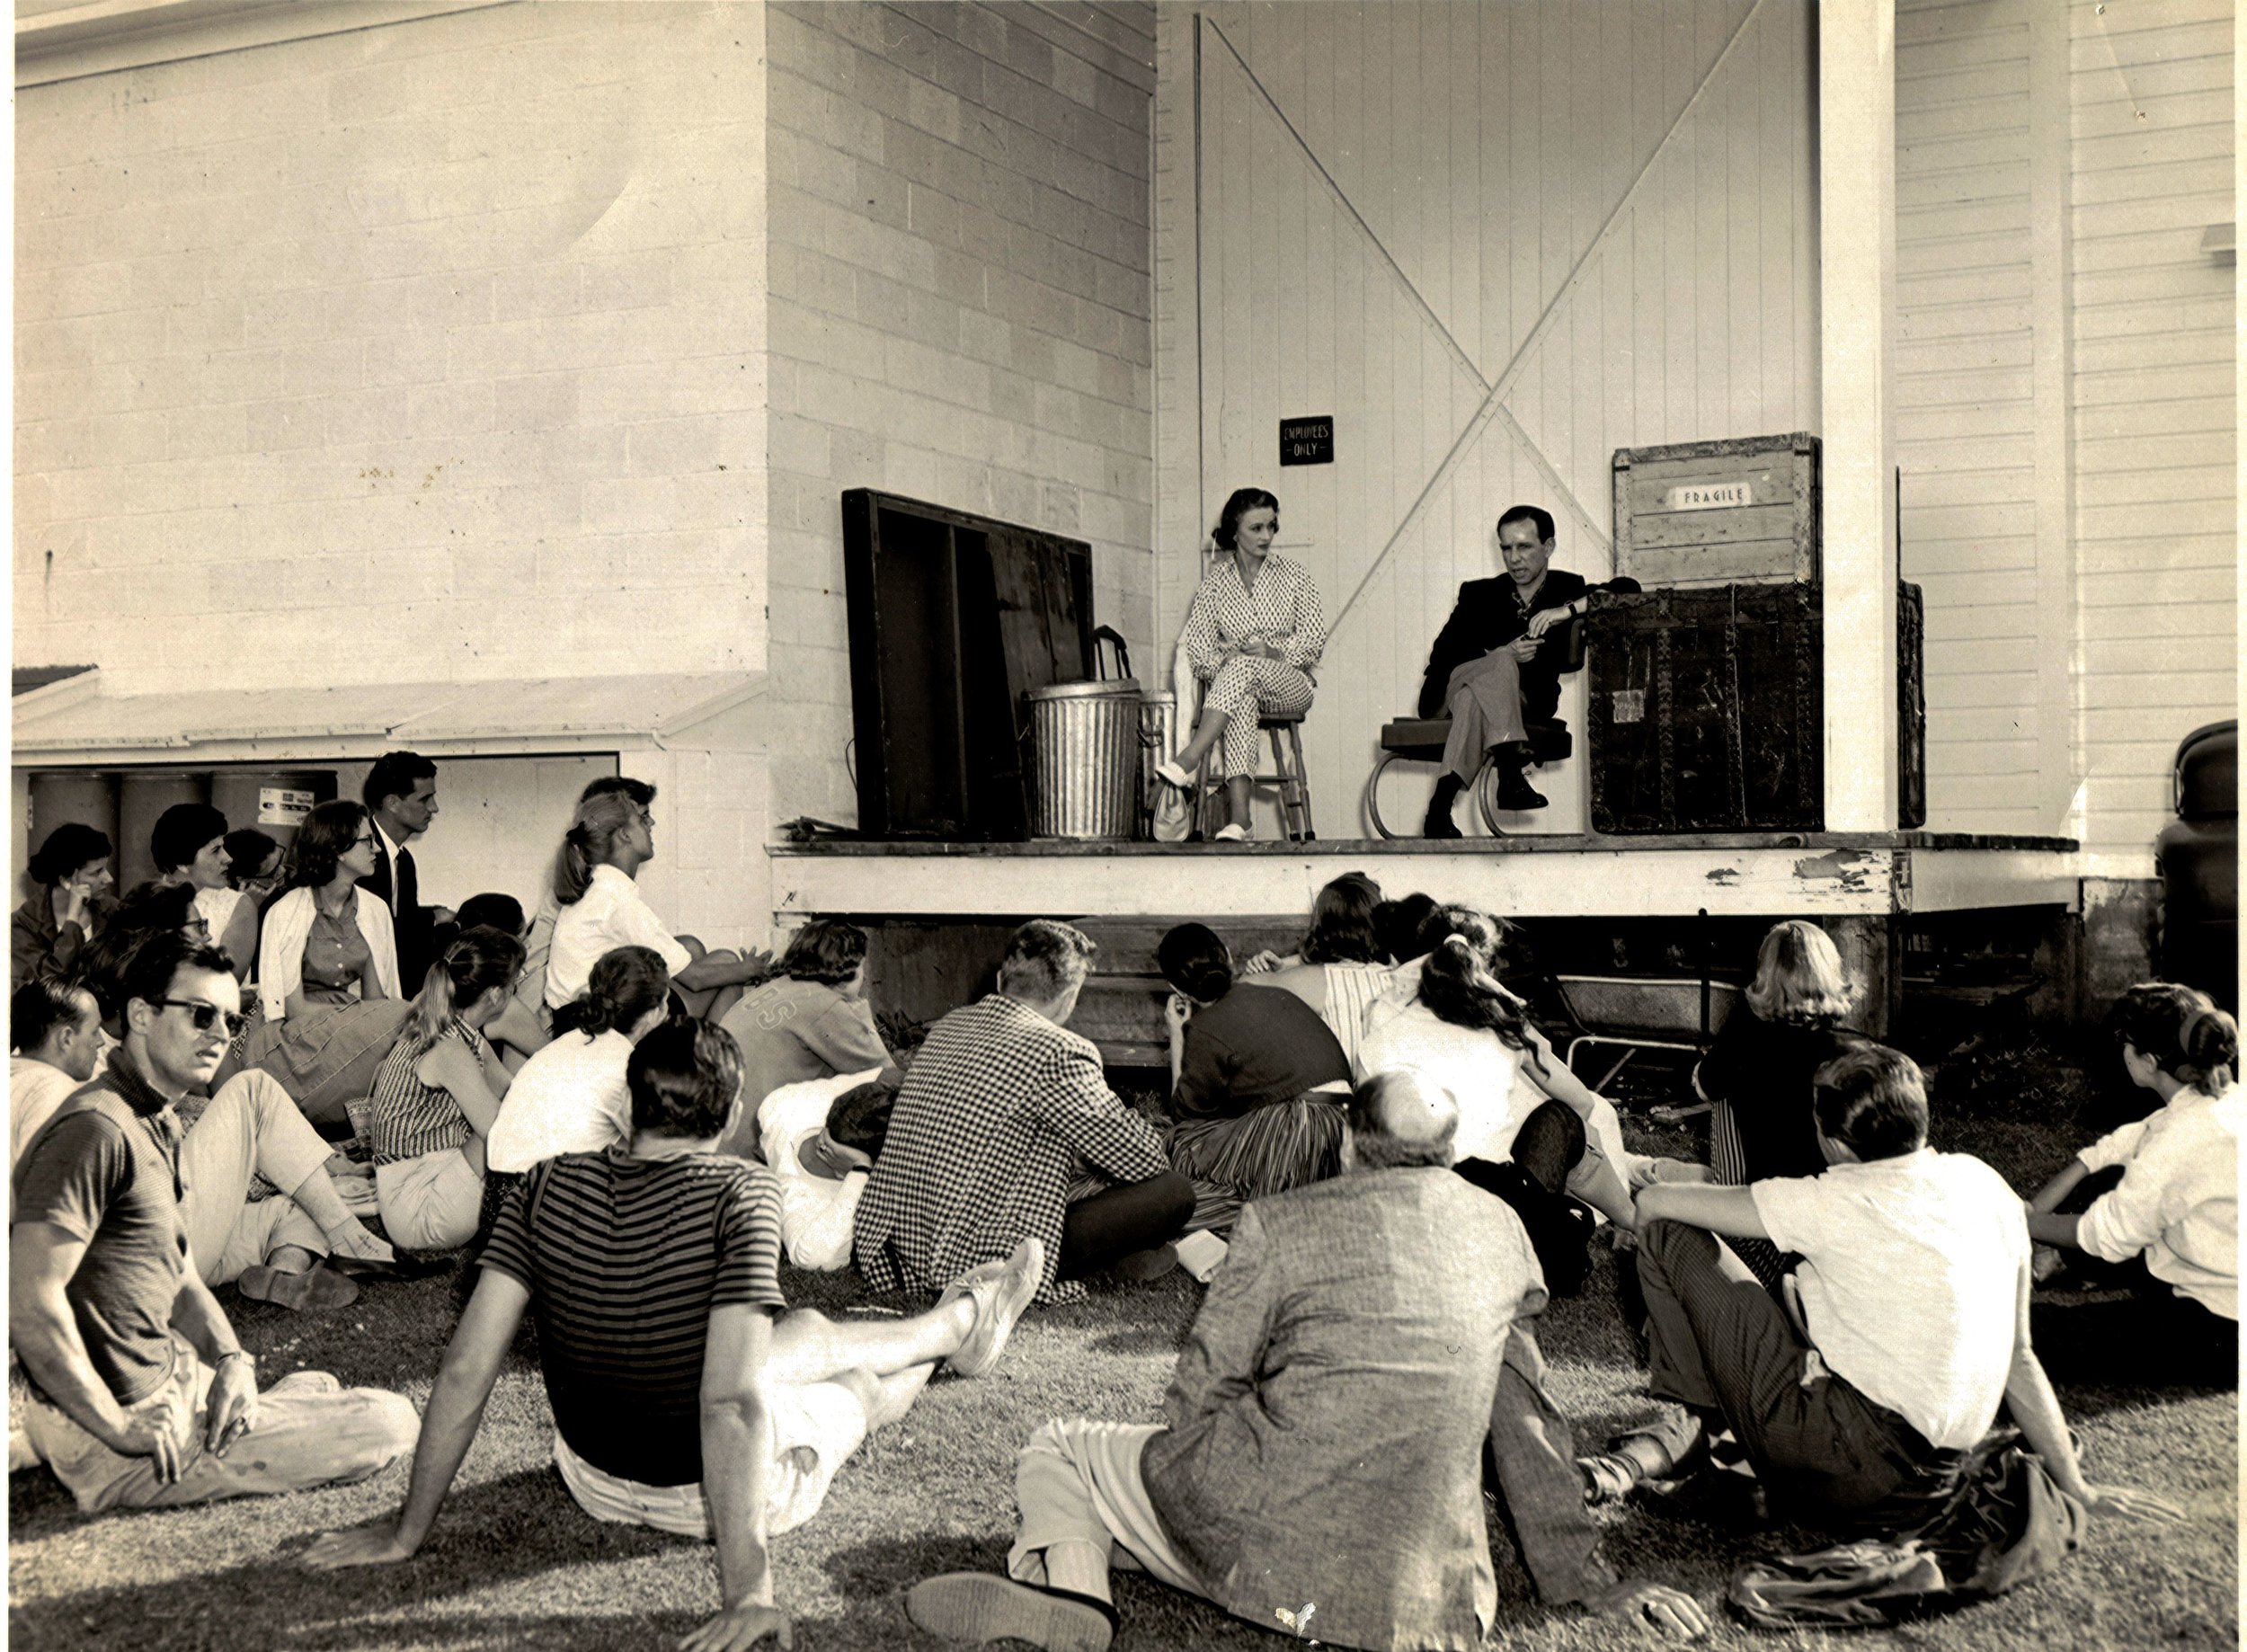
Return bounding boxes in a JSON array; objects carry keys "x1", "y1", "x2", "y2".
[{"x1": 8, "y1": 1088, "x2": 2237, "y2": 1650}]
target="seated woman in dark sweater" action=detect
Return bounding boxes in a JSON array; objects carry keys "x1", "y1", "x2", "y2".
[
  {"x1": 1692, "y1": 919, "x2": 1863, "y2": 1285},
  {"x1": 1159, "y1": 923, "x2": 1352, "y2": 1232}
]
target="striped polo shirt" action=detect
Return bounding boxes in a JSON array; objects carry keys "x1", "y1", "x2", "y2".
[
  {"x1": 367, "y1": 1018, "x2": 484, "y2": 1166},
  {"x1": 479, "y1": 1147, "x2": 786, "y2": 1488}
]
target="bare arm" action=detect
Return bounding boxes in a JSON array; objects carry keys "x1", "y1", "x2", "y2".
[
  {"x1": 418, "y1": 1039, "x2": 511, "y2": 1137},
  {"x1": 688, "y1": 1302, "x2": 793, "y2": 1651},
  {"x1": 303, "y1": 1269, "x2": 531, "y2": 1568},
  {"x1": 170, "y1": 1269, "x2": 259, "y2": 1452},
  {"x1": 219, "y1": 897, "x2": 261, "y2": 982},
  {"x1": 10, "y1": 1223, "x2": 139, "y2": 1452},
  {"x1": 2027, "y1": 1157, "x2": 2091, "y2": 1218},
  {"x1": 2002, "y1": 1262, "x2": 2180, "y2": 1522},
  {"x1": 1633, "y1": 1182, "x2": 1771, "y2": 1240}
]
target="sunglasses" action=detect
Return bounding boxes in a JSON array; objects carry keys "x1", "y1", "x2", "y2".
[{"x1": 158, "y1": 999, "x2": 249, "y2": 1038}]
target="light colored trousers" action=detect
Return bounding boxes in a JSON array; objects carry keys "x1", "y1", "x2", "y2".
[
  {"x1": 181, "y1": 1070, "x2": 333, "y2": 1285},
  {"x1": 376, "y1": 1147, "x2": 483, "y2": 1250},
  {"x1": 552, "y1": 1379, "x2": 869, "y2": 1539},
  {"x1": 22, "y1": 1334, "x2": 417, "y2": 1513},
  {"x1": 1008, "y1": 1419, "x2": 1209, "y2": 1602},
  {"x1": 1198, "y1": 656, "x2": 1314, "y2": 778}
]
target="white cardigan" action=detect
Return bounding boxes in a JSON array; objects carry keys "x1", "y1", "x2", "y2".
[{"x1": 257, "y1": 884, "x2": 400, "y2": 1022}]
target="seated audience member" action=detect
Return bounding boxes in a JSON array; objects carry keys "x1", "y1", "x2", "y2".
[
  {"x1": 1586, "y1": 1045, "x2": 2179, "y2": 1533},
  {"x1": 1417, "y1": 504, "x2": 1598, "y2": 830},
  {"x1": 1372, "y1": 891, "x2": 1440, "y2": 968},
  {"x1": 1691, "y1": 920, "x2": 1865, "y2": 1287},
  {"x1": 855, "y1": 920, "x2": 1195, "y2": 1302},
  {"x1": 79, "y1": 883, "x2": 210, "y2": 1032},
  {"x1": 222, "y1": 829, "x2": 285, "y2": 912},
  {"x1": 717, "y1": 919, "x2": 899, "y2": 1159},
  {"x1": 258, "y1": 802, "x2": 400, "y2": 1022},
  {"x1": 1363, "y1": 897, "x2": 1470, "y2": 1040},
  {"x1": 1257, "y1": 873, "x2": 1394, "y2": 1069},
  {"x1": 486, "y1": 946, "x2": 671, "y2": 1176},
  {"x1": 2023, "y1": 984, "x2": 2239, "y2": 1386},
  {"x1": 359, "y1": 751, "x2": 455, "y2": 998},
  {"x1": 153, "y1": 804, "x2": 258, "y2": 983},
  {"x1": 1357, "y1": 914, "x2": 1642, "y2": 1226},
  {"x1": 10, "y1": 931, "x2": 417, "y2": 1512},
  {"x1": 426, "y1": 893, "x2": 547, "y2": 1072},
  {"x1": 367, "y1": 928, "x2": 522, "y2": 1251},
  {"x1": 907, "y1": 1070, "x2": 1709, "y2": 1652},
  {"x1": 1454, "y1": 1098, "x2": 1599, "y2": 1299},
  {"x1": 513, "y1": 775, "x2": 651, "y2": 1023},
  {"x1": 305, "y1": 1020, "x2": 1044, "y2": 1652},
  {"x1": 13, "y1": 822, "x2": 115, "y2": 990},
  {"x1": 1159, "y1": 922, "x2": 1352, "y2": 1224},
  {"x1": 543, "y1": 785, "x2": 763, "y2": 1024},
  {"x1": 11, "y1": 980, "x2": 107, "y2": 1172},
  {"x1": 761, "y1": 1070, "x2": 896, "y2": 1271}
]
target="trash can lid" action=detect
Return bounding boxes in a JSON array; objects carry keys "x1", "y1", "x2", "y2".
[{"x1": 1026, "y1": 679, "x2": 1141, "y2": 700}]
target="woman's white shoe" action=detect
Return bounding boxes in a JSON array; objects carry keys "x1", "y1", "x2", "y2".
[
  {"x1": 1212, "y1": 823, "x2": 1248, "y2": 843},
  {"x1": 1153, "y1": 759, "x2": 1192, "y2": 789}
]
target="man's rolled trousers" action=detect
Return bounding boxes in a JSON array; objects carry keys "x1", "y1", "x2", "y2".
[{"x1": 1419, "y1": 567, "x2": 1585, "y2": 783}]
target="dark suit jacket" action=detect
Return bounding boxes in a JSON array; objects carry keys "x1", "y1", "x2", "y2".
[
  {"x1": 360, "y1": 832, "x2": 434, "y2": 994},
  {"x1": 1415, "y1": 569, "x2": 1589, "y2": 721}
]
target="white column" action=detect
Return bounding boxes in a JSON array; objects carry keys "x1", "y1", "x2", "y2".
[{"x1": 1816, "y1": 0, "x2": 1899, "y2": 831}]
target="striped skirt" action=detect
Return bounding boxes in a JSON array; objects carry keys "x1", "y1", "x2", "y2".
[{"x1": 1166, "y1": 1092, "x2": 1346, "y2": 1236}]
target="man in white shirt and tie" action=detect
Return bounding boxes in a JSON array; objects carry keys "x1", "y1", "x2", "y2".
[{"x1": 359, "y1": 751, "x2": 453, "y2": 997}]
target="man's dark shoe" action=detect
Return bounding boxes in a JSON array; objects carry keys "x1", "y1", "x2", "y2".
[
  {"x1": 1423, "y1": 800, "x2": 1464, "y2": 839},
  {"x1": 1495, "y1": 771, "x2": 1548, "y2": 811},
  {"x1": 908, "y1": 1573, "x2": 1115, "y2": 1651}
]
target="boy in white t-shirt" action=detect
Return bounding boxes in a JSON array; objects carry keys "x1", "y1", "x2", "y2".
[
  {"x1": 759, "y1": 1069, "x2": 895, "y2": 1271},
  {"x1": 1585, "y1": 1044, "x2": 2176, "y2": 1533}
]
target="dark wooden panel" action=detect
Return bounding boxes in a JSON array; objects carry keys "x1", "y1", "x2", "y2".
[
  {"x1": 841, "y1": 490, "x2": 1097, "y2": 839},
  {"x1": 1587, "y1": 582, "x2": 1925, "y2": 835}
]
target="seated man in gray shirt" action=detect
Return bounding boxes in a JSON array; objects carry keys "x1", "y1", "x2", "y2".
[{"x1": 906, "y1": 1070, "x2": 1709, "y2": 1652}]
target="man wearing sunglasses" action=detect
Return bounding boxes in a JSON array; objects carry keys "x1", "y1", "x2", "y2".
[{"x1": 9, "y1": 930, "x2": 418, "y2": 1513}]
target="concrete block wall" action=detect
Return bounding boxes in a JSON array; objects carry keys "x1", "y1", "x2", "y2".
[
  {"x1": 762, "y1": 1, "x2": 1158, "y2": 827},
  {"x1": 15, "y1": 4, "x2": 769, "y2": 695}
]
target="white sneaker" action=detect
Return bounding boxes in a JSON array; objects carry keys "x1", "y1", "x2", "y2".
[{"x1": 1176, "y1": 1230, "x2": 1230, "y2": 1282}]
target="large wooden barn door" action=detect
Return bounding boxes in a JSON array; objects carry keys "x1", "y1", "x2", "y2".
[{"x1": 1174, "y1": 0, "x2": 1818, "y2": 836}]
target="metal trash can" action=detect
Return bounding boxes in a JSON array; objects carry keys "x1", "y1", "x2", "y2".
[
  {"x1": 1026, "y1": 679, "x2": 1142, "y2": 840},
  {"x1": 1138, "y1": 691, "x2": 1179, "y2": 839}
]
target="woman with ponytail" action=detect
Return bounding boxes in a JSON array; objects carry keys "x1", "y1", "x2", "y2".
[
  {"x1": 366, "y1": 926, "x2": 524, "y2": 1250},
  {"x1": 487, "y1": 946, "x2": 673, "y2": 1174},
  {"x1": 1356, "y1": 909, "x2": 1657, "y2": 1226},
  {"x1": 2025, "y1": 982, "x2": 2240, "y2": 1384},
  {"x1": 1157, "y1": 922, "x2": 1353, "y2": 1230},
  {"x1": 541, "y1": 786, "x2": 762, "y2": 1023}
]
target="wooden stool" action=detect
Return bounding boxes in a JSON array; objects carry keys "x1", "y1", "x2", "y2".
[{"x1": 1195, "y1": 711, "x2": 1316, "y2": 841}]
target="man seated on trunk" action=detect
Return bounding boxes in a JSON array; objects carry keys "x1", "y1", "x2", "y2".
[
  {"x1": 10, "y1": 932, "x2": 417, "y2": 1514},
  {"x1": 906, "y1": 1070, "x2": 1710, "y2": 1652},
  {"x1": 1585, "y1": 1044, "x2": 2180, "y2": 1534},
  {"x1": 305, "y1": 1017, "x2": 1044, "y2": 1652},
  {"x1": 854, "y1": 919, "x2": 1195, "y2": 1301}
]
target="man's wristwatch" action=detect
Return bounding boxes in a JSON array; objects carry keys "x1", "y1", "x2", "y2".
[{"x1": 214, "y1": 1349, "x2": 255, "y2": 1373}]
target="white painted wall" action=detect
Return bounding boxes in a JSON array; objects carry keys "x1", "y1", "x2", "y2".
[
  {"x1": 2065, "y1": 0, "x2": 2234, "y2": 868},
  {"x1": 14, "y1": 3, "x2": 769, "y2": 694},
  {"x1": 1154, "y1": 0, "x2": 1820, "y2": 838},
  {"x1": 761, "y1": 1, "x2": 1158, "y2": 828}
]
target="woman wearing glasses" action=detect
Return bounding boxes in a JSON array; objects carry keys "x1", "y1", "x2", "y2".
[{"x1": 256, "y1": 802, "x2": 401, "y2": 1024}]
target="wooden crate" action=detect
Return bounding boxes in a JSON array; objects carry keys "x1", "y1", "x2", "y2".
[
  {"x1": 1612, "y1": 432, "x2": 1820, "y2": 588},
  {"x1": 1586, "y1": 582, "x2": 1925, "y2": 833}
]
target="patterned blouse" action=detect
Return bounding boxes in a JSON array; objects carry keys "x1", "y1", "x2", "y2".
[
  {"x1": 368, "y1": 1016, "x2": 488, "y2": 1166},
  {"x1": 1180, "y1": 553, "x2": 1328, "y2": 682},
  {"x1": 301, "y1": 903, "x2": 372, "y2": 1006}
]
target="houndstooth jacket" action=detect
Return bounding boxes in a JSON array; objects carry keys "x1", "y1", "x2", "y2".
[{"x1": 850, "y1": 994, "x2": 1169, "y2": 1304}]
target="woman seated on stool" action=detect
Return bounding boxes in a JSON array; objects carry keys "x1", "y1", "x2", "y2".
[
  {"x1": 543, "y1": 786, "x2": 763, "y2": 1024},
  {"x1": 258, "y1": 801, "x2": 400, "y2": 1021},
  {"x1": 154, "y1": 803, "x2": 260, "y2": 982},
  {"x1": 368, "y1": 927, "x2": 523, "y2": 1251},
  {"x1": 1153, "y1": 487, "x2": 1327, "y2": 843},
  {"x1": 1159, "y1": 922, "x2": 1354, "y2": 1236}
]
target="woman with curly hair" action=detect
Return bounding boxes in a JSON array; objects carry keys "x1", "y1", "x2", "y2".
[{"x1": 715, "y1": 919, "x2": 897, "y2": 1159}]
